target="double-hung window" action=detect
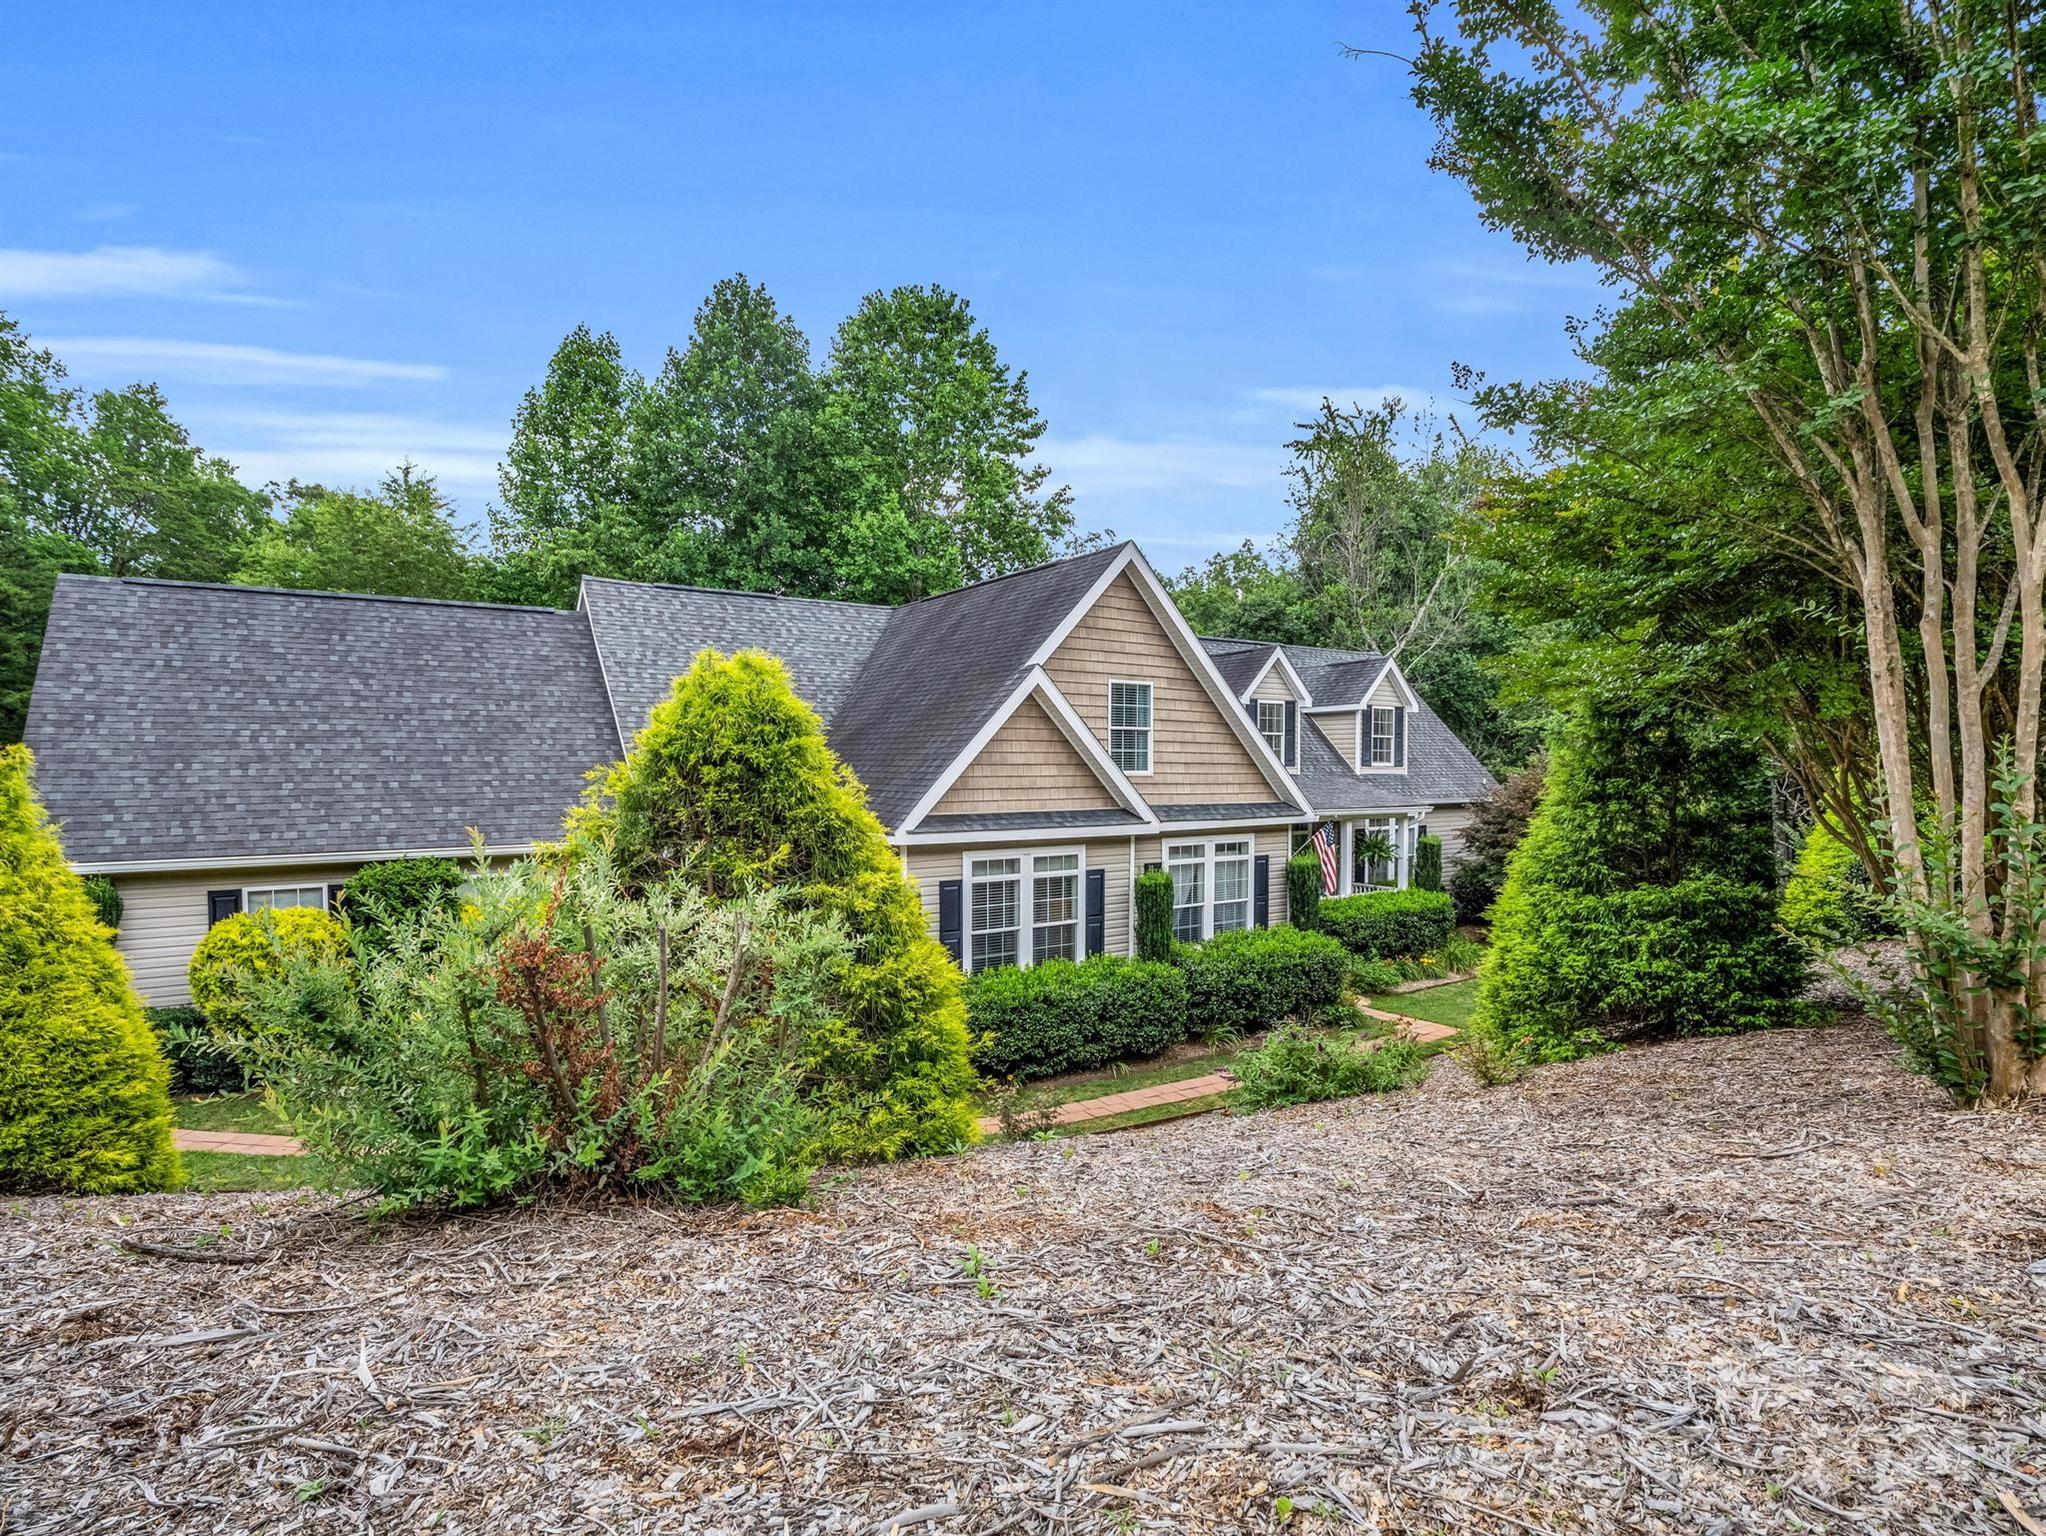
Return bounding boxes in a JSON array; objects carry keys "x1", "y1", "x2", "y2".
[
  {"x1": 1108, "y1": 681, "x2": 1152, "y2": 773},
  {"x1": 1211, "y1": 839, "x2": 1252, "y2": 933},
  {"x1": 1370, "y1": 706, "x2": 1398, "y2": 767},
  {"x1": 1166, "y1": 841, "x2": 1207, "y2": 943},
  {"x1": 966, "y1": 849, "x2": 1086, "y2": 973},
  {"x1": 1257, "y1": 699, "x2": 1286, "y2": 756},
  {"x1": 246, "y1": 884, "x2": 327, "y2": 911}
]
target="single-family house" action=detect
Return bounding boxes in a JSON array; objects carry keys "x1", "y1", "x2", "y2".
[{"x1": 24, "y1": 541, "x2": 1495, "y2": 1004}]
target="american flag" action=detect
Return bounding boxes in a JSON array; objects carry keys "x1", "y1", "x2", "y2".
[{"x1": 1311, "y1": 821, "x2": 1340, "y2": 897}]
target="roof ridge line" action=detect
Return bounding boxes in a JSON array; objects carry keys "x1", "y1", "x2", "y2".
[
  {"x1": 62, "y1": 574, "x2": 575, "y2": 616},
  {"x1": 892, "y1": 539, "x2": 1135, "y2": 610}
]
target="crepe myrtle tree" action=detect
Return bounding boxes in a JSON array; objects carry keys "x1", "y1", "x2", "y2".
[{"x1": 1405, "y1": 0, "x2": 2046, "y2": 1101}]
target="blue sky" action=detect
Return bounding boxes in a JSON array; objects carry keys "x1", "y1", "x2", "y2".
[{"x1": 3, "y1": 1, "x2": 1600, "y2": 573}]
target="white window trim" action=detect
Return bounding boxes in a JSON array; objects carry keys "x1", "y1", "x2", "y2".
[
  {"x1": 1163, "y1": 837, "x2": 1257, "y2": 943},
  {"x1": 242, "y1": 882, "x2": 329, "y2": 911},
  {"x1": 1107, "y1": 678, "x2": 1155, "y2": 777},
  {"x1": 961, "y1": 845, "x2": 1089, "y2": 974},
  {"x1": 1257, "y1": 698, "x2": 1287, "y2": 758}
]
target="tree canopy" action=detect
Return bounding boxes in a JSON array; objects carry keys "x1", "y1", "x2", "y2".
[{"x1": 237, "y1": 464, "x2": 475, "y2": 600}]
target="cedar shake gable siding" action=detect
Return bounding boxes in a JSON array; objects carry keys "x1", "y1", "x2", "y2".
[
  {"x1": 1043, "y1": 573, "x2": 1273, "y2": 805},
  {"x1": 931, "y1": 693, "x2": 1121, "y2": 815}
]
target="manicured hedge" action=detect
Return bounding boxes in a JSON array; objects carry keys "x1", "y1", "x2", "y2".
[
  {"x1": 188, "y1": 907, "x2": 351, "y2": 1041},
  {"x1": 1286, "y1": 851, "x2": 1323, "y2": 931},
  {"x1": 1412, "y1": 835, "x2": 1443, "y2": 893},
  {"x1": 1175, "y1": 926, "x2": 1348, "y2": 1039},
  {"x1": 968, "y1": 955, "x2": 1189, "y2": 1080},
  {"x1": 1318, "y1": 888, "x2": 1456, "y2": 960},
  {"x1": 1134, "y1": 869, "x2": 1174, "y2": 962}
]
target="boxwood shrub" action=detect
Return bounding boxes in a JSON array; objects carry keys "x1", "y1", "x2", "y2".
[
  {"x1": 1175, "y1": 926, "x2": 1348, "y2": 1039},
  {"x1": 968, "y1": 955, "x2": 1189, "y2": 1081},
  {"x1": 1318, "y1": 888, "x2": 1456, "y2": 960}
]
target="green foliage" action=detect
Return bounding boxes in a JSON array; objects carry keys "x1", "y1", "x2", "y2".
[
  {"x1": 1134, "y1": 869, "x2": 1175, "y2": 962},
  {"x1": 146, "y1": 1005, "x2": 246, "y2": 1095},
  {"x1": 586, "y1": 648, "x2": 978, "y2": 1160},
  {"x1": 1347, "y1": 957, "x2": 1403, "y2": 994},
  {"x1": 1318, "y1": 888, "x2": 1456, "y2": 961},
  {"x1": 1230, "y1": 1027, "x2": 1428, "y2": 1111},
  {"x1": 239, "y1": 855, "x2": 841, "y2": 1210},
  {"x1": 237, "y1": 465, "x2": 474, "y2": 600},
  {"x1": 1413, "y1": 835, "x2": 1443, "y2": 893},
  {"x1": 0, "y1": 744, "x2": 178, "y2": 1192},
  {"x1": 340, "y1": 857, "x2": 467, "y2": 954},
  {"x1": 1446, "y1": 757, "x2": 1544, "y2": 924},
  {"x1": 1285, "y1": 851, "x2": 1323, "y2": 931},
  {"x1": 1779, "y1": 819, "x2": 1888, "y2": 947},
  {"x1": 966, "y1": 956, "x2": 1189, "y2": 1081},
  {"x1": 82, "y1": 875, "x2": 121, "y2": 931},
  {"x1": 188, "y1": 906, "x2": 352, "y2": 1042},
  {"x1": 1454, "y1": 1024, "x2": 1528, "y2": 1087},
  {"x1": 1174, "y1": 926, "x2": 1349, "y2": 1040},
  {"x1": 1473, "y1": 706, "x2": 1811, "y2": 1061}
]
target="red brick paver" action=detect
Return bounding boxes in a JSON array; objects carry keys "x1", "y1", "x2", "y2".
[{"x1": 173, "y1": 1129, "x2": 305, "y2": 1156}]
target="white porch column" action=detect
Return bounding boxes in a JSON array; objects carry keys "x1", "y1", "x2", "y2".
[{"x1": 1338, "y1": 820, "x2": 1354, "y2": 897}]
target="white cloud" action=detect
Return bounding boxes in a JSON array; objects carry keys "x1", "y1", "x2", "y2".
[
  {"x1": 50, "y1": 336, "x2": 446, "y2": 386},
  {"x1": 1038, "y1": 433, "x2": 1282, "y2": 494},
  {"x1": 77, "y1": 203, "x2": 138, "y2": 223},
  {"x1": 202, "y1": 410, "x2": 503, "y2": 500},
  {"x1": 0, "y1": 245, "x2": 273, "y2": 302},
  {"x1": 1245, "y1": 384, "x2": 1441, "y2": 414}
]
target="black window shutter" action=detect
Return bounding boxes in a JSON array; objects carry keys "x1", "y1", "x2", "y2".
[
  {"x1": 1143, "y1": 860, "x2": 1161, "y2": 874},
  {"x1": 1283, "y1": 701, "x2": 1297, "y2": 766},
  {"x1": 206, "y1": 889, "x2": 242, "y2": 926},
  {"x1": 1085, "y1": 868, "x2": 1106, "y2": 956},
  {"x1": 1393, "y1": 707, "x2": 1406, "y2": 767},
  {"x1": 937, "y1": 879, "x2": 963, "y2": 965},
  {"x1": 1253, "y1": 855, "x2": 1271, "y2": 927},
  {"x1": 326, "y1": 883, "x2": 345, "y2": 913}
]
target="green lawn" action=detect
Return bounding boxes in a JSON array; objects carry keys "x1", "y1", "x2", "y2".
[
  {"x1": 172, "y1": 1091, "x2": 291, "y2": 1135},
  {"x1": 178, "y1": 1149, "x2": 335, "y2": 1193},
  {"x1": 1367, "y1": 977, "x2": 1479, "y2": 1033}
]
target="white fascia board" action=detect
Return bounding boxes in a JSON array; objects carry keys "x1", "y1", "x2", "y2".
[
  {"x1": 1239, "y1": 646, "x2": 1313, "y2": 708},
  {"x1": 1113, "y1": 548, "x2": 1307, "y2": 810},
  {"x1": 73, "y1": 843, "x2": 537, "y2": 876},
  {"x1": 891, "y1": 822, "x2": 1154, "y2": 848},
  {"x1": 895, "y1": 667, "x2": 1155, "y2": 834},
  {"x1": 578, "y1": 584, "x2": 631, "y2": 756}
]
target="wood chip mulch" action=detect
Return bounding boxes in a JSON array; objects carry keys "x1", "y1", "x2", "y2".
[{"x1": 5, "y1": 1019, "x2": 2045, "y2": 1534}]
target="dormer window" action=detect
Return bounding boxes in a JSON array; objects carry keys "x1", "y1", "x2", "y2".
[
  {"x1": 1369, "y1": 705, "x2": 1404, "y2": 768},
  {"x1": 1257, "y1": 699, "x2": 1287, "y2": 756}
]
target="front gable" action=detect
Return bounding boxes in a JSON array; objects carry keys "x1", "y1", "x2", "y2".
[
  {"x1": 932, "y1": 692, "x2": 1122, "y2": 815},
  {"x1": 1043, "y1": 571, "x2": 1278, "y2": 806}
]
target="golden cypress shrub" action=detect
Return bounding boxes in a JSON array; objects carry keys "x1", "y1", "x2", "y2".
[
  {"x1": 0, "y1": 744, "x2": 180, "y2": 1193},
  {"x1": 188, "y1": 906, "x2": 351, "y2": 1041}
]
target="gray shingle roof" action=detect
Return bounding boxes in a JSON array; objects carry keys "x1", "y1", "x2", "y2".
[
  {"x1": 1200, "y1": 640, "x2": 1274, "y2": 698},
  {"x1": 916, "y1": 808, "x2": 1148, "y2": 835},
  {"x1": 579, "y1": 577, "x2": 892, "y2": 739},
  {"x1": 826, "y1": 543, "x2": 1131, "y2": 827},
  {"x1": 1154, "y1": 801, "x2": 1302, "y2": 822},
  {"x1": 25, "y1": 577, "x2": 622, "y2": 867}
]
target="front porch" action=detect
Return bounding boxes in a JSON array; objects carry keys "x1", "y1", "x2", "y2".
[{"x1": 1294, "y1": 811, "x2": 1432, "y2": 897}]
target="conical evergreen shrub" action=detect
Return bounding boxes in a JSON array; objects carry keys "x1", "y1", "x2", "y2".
[
  {"x1": 0, "y1": 744, "x2": 179, "y2": 1193},
  {"x1": 581, "y1": 649, "x2": 979, "y2": 1158}
]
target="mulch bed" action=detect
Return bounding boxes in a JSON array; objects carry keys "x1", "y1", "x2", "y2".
[{"x1": 5, "y1": 1019, "x2": 2044, "y2": 1533}]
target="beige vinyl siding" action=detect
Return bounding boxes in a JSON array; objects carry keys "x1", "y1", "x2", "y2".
[
  {"x1": 1309, "y1": 711, "x2": 1363, "y2": 771},
  {"x1": 1044, "y1": 573, "x2": 1276, "y2": 805},
  {"x1": 932, "y1": 693, "x2": 1120, "y2": 815},
  {"x1": 1426, "y1": 805, "x2": 1476, "y2": 866},
  {"x1": 1250, "y1": 667, "x2": 1298, "y2": 704},
  {"x1": 110, "y1": 864, "x2": 361, "y2": 1007},
  {"x1": 1365, "y1": 670, "x2": 1406, "y2": 708},
  {"x1": 904, "y1": 838, "x2": 1136, "y2": 958}
]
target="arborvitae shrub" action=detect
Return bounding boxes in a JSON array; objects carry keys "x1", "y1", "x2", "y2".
[
  {"x1": 339, "y1": 857, "x2": 466, "y2": 953},
  {"x1": 1285, "y1": 850, "x2": 1323, "y2": 931},
  {"x1": 1413, "y1": 835, "x2": 1444, "y2": 893},
  {"x1": 1473, "y1": 705, "x2": 1809, "y2": 1061},
  {"x1": 1318, "y1": 889, "x2": 1456, "y2": 959},
  {"x1": 83, "y1": 875, "x2": 122, "y2": 931},
  {"x1": 967, "y1": 956, "x2": 1188, "y2": 1080},
  {"x1": 1175, "y1": 926, "x2": 1349, "y2": 1039},
  {"x1": 188, "y1": 907, "x2": 352, "y2": 1041},
  {"x1": 584, "y1": 649, "x2": 978, "y2": 1160},
  {"x1": 0, "y1": 745, "x2": 179, "y2": 1194},
  {"x1": 1134, "y1": 869, "x2": 1175, "y2": 962}
]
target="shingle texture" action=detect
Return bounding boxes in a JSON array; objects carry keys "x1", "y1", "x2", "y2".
[
  {"x1": 1201, "y1": 641, "x2": 1275, "y2": 698},
  {"x1": 916, "y1": 808, "x2": 1148, "y2": 835},
  {"x1": 1154, "y1": 802, "x2": 1302, "y2": 823},
  {"x1": 579, "y1": 578, "x2": 893, "y2": 739},
  {"x1": 826, "y1": 544, "x2": 1129, "y2": 827},
  {"x1": 25, "y1": 578, "x2": 622, "y2": 866}
]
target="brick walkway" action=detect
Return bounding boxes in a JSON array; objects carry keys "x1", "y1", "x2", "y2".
[
  {"x1": 977, "y1": 999, "x2": 1462, "y2": 1137},
  {"x1": 173, "y1": 1129, "x2": 305, "y2": 1156}
]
